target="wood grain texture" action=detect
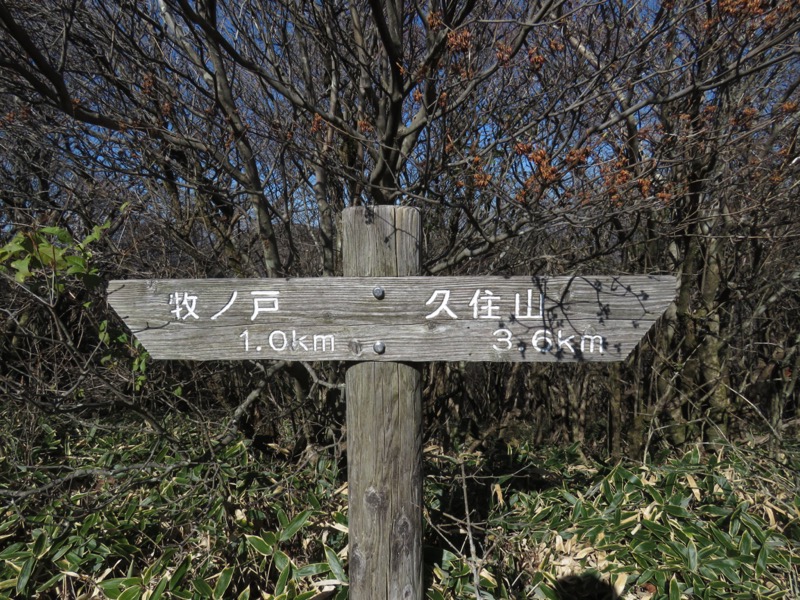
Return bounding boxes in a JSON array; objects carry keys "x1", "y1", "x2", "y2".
[
  {"x1": 346, "y1": 362, "x2": 423, "y2": 600},
  {"x1": 344, "y1": 206, "x2": 423, "y2": 600},
  {"x1": 107, "y1": 274, "x2": 676, "y2": 362}
]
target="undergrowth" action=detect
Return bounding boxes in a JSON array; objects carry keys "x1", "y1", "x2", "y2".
[
  {"x1": 425, "y1": 442, "x2": 800, "y2": 599},
  {"x1": 1, "y1": 419, "x2": 799, "y2": 599}
]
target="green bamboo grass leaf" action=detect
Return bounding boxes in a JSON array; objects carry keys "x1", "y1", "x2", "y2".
[
  {"x1": 280, "y1": 510, "x2": 311, "y2": 542},
  {"x1": 755, "y1": 543, "x2": 769, "y2": 578},
  {"x1": 213, "y1": 566, "x2": 233, "y2": 599},
  {"x1": 97, "y1": 577, "x2": 141, "y2": 593},
  {"x1": 293, "y1": 562, "x2": 329, "y2": 578},
  {"x1": 664, "y1": 472, "x2": 677, "y2": 496},
  {"x1": 274, "y1": 550, "x2": 292, "y2": 572},
  {"x1": 277, "y1": 508, "x2": 289, "y2": 529},
  {"x1": 562, "y1": 491, "x2": 578, "y2": 505},
  {"x1": 687, "y1": 539, "x2": 698, "y2": 572},
  {"x1": 325, "y1": 545, "x2": 347, "y2": 582},
  {"x1": 31, "y1": 529, "x2": 48, "y2": 558},
  {"x1": 193, "y1": 579, "x2": 214, "y2": 596},
  {"x1": 169, "y1": 557, "x2": 191, "y2": 590},
  {"x1": 274, "y1": 563, "x2": 291, "y2": 595},
  {"x1": 707, "y1": 558, "x2": 742, "y2": 583},
  {"x1": 664, "y1": 503, "x2": 691, "y2": 519},
  {"x1": 16, "y1": 557, "x2": 34, "y2": 596},
  {"x1": 118, "y1": 586, "x2": 143, "y2": 600},
  {"x1": 741, "y1": 513, "x2": 768, "y2": 544},
  {"x1": 246, "y1": 534, "x2": 273, "y2": 556},
  {"x1": 739, "y1": 530, "x2": 753, "y2": 556},
  {"x1": 668, "y1": 576, "x2": 681, "y2": 600},
  {"x1": 642, "y1": 519, "x2": 671, "y2": 537},
  {"x1": 635, "y1": 569, "x2": 655, "y2": 586},
  {"x1": 601, "y1": 479, "x2": 613, "y2": 502},
  {"x1": 429, "y1": 589, "x2": 446, "y2": 600},
  {"x1": 709, "y1": 526, "x2": 737, "y2": 552},
  {"x1": 530, "y1": 506, "x2": 554, "y2": 523},
  {"x1": 537, "y1": 584, "x2": 560, "y2": 600},
  {"x1": 150, "y1": 576, "x2": 168, "y2": 600},
  {"x1": 701, "y1": 505, "x2": 732, "y2": 517},
  {"x1": 35, "y1": 572, "x2": 64, "y2": 593},
  {"x1": 262, "y1": 531, "x2": 279, "y2": 546}
]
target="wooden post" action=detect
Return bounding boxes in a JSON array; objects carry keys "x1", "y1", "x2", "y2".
[{"x1": 343, "y1": 206, "x2": 423, "y2": 600}]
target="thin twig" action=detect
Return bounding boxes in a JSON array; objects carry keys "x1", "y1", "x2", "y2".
[
  {"x1": 215, "y1": 360, "x2": 288, "y2": 447},
  {"x1": 0, "y1": 460, "x2": 193, "y2": 501},
  {"x1": 300, "y1": 361, "x2": 346, "y2": 390},
  {"x1": 461, "y1": 461, "x2": 483, "y2": 599}
]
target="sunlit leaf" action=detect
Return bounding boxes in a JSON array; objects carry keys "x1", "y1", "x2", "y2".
[
  {"x1": 325, "y1": 545, "x2": 347, "y2": 582},
  {"x1": 168, "y1": 556, "x2": 191, "y2": 590},
  {"x1": 213, "y1": 566, "x2": 233, "y2": 599},
  {"x1": 755, "y1": 543, "x2": 769, "y2": 578},
  {"x1": 11, "y1": 256, "x2": 31, "y2": 282},
  {"x1": 193, "y1": 579, "x2": 214, "y2": 596},
  {"x1": 279, "y1": 510, "x2": 311, "y2": 542},
  {"x1": 150, "y1": 576, "x2": 168, "y2": 600},
  {"x1": 274, "y1": 563, "x2": 291, "y2": 595},
  {"x1": 668, "y1": 576, "x2": 681, "y2": 600},
  {"x1": 246, "y1": 534, "x2": 273, "y2": 556},
  {"x1": 686, "y1": 539, "x2": 698, "y2": 572},
  {"x1": 293, "y1": 562, "x2": 329, "y2": 578}
]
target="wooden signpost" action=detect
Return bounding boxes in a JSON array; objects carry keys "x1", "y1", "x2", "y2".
[
  {"x1": 108, "y1": 206, "x2": 676, "y2": 600},
  {"x1": 107, "y1": 275, "x2": 674, "y2": 363}
]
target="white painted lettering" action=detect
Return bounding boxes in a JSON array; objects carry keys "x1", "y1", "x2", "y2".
[
  {"x1": 469, "y1": 289, "x2": 501, "y2": 319},
  {"x1": 581, "y1": 334, "x2": 604, "y2": 354},
  {"x1": 291, "y1": 330, "x2": 309, "y2": 351},
  {"x1": 170, "y1": 292, "x2": 199, "y2": 320},
  {"x1": 492, "y1": 328, "x2": 513, "y2": 351},
  {"x1": 250, "y1": 291, "x2": 280, "y2": 320},
  {"x1": 558, "y1": 330, "x2": 576, "y2": 353},
  {"x1": 211, "y1": 291, "x2": 238, "y2": 320},
  {"x1": 239, "y1": 329, "x2": 334, "y2": 353},
  {"x1": 532, "y1": 329, "x2": 553, "y2": 353},
  {"x1": 515, "y1": 289, "x2": 544, "y2": 320},
  {"x1": 314, "y1": 334, "x2": 335, "y2": 352},
  {"x1": 425, "y1": 290, "x2": 458, "y2": 319},
  {"x1": 269, "y1": 330, "x2": 288, "y2": 351}
]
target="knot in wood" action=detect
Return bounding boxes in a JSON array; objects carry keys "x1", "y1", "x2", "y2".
[
  {"x1": 394, "y1": 514, "x2": 411, "y2": 540},
  {"x1": 350, "y1": 546, "x2": 366, "y2": 581},
  {"x1": 364, "y1": 486, "x2": 386, "y2": 512}
]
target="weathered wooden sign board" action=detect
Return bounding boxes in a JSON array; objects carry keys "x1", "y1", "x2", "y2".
[
  {"x1": 107, "y1": 205, "x2": 676, "y2": 600},
  {"x1": 107, "y1": 275, "x2": 675, "y2": 362}
]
